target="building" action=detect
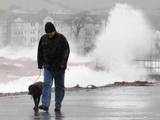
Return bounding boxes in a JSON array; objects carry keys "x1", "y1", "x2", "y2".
[
  {"x1": 10, "y1": 17, "x2": 40, "y2": 46},
  {"x1": 0, "y1": 18, "x2": 7, "y2": 47},
  {"x1": 10, "y1": 17, "x2": 26, "y2": 46},
  {"x1": 26, "y1": 22, "x2": 39, "y2": 46}
]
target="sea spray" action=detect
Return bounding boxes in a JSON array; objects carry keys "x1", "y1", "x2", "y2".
[{"x1": 94, "y1": 3, "x2": 155, "y2": 81}]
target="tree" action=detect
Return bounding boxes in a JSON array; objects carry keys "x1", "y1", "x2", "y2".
[
  {"x1": 79, "y1": 24, "x2": 97, "y2": 55},
  {"x1": 65, "y1": 11, "x2": 101, "y2": 55},
  {"x1": 65, "y1": 11, "x2": 97, "y2": 39}
]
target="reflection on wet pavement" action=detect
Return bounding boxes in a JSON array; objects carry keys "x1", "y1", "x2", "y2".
[
  {"x1": 33, "y1": 111, "x2": 64, "y2": 120},
  {"x1": 0, "y1": 85, "x2": 160, "y2": 120}
]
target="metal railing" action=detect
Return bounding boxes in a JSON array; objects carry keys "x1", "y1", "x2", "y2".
[{"x1": 136, "y1": 58, "x2": 160, "y2": 75}]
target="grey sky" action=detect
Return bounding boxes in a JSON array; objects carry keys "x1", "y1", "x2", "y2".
[
  {"x1": 0, "y1": 0, "x2": 159, "y2": 11},
  {"x1": 0, "y1": 0, "x2": 159, "y2": 28}
]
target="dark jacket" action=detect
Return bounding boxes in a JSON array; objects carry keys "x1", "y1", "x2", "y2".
[{"x1": 37, "y1": 32, "x2": 70, "y2": 71}]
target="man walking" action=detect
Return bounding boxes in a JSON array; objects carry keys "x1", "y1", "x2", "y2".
[{"x1": 37, "y1": 22, "x2": 70, "y2": 112}]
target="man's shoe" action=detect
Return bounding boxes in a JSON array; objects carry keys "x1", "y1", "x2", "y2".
[
  {"x1": 54, "y1": 107, "x2": 61, "y2": 112},
  {"x1": 39, "y1": 105, "x2": 49, "y2": 112},
  {"x1": 33, "y1": 106, "x2": 39, "y2": 113},
  {"x1": 54, "y1": 105, "x2": 61, "y2": 112}
]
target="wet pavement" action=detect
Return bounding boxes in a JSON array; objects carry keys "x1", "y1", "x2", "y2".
[{"x1": 0, "y1": 85, "x2": 160, "y2": 120}]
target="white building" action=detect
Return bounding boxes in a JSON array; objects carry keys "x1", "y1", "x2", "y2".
[
  {"x1": 0, "y1": 20, "x2": 7, "y2": 47},
  {"x1": 11, "y1": 18, "x2": 26, "y2": 46},
  {"x1": 25, "y1": 22, "x2": 39, "y2": 46},
  {"x1": 11, "y1": 17, "x2": 40, "y2": 46}
]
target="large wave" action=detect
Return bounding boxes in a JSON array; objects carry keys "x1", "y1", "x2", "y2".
[{"x1": 93, "y1": 3, "x2": 155, "y2": 81}]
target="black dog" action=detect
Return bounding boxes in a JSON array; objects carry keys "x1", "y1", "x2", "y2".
[{"x1": 28, "y1": 81, "x2": 43, "y2": 112}]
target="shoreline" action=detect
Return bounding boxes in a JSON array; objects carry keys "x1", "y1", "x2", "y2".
[{"x1": 0, "y1": 80, "x2": 155, "y2": 97}]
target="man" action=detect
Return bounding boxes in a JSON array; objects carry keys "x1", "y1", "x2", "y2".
[{"x1": 37, "y1": 22, "x2": 70, "y2": 112}]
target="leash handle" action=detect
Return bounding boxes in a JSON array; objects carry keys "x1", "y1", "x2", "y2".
[{"x1": 35, "y1": 69, "x2": 42, "y2": 81}]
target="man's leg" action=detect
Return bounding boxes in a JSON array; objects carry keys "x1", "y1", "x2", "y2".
[
  {"x1": 41, "y1": 68, "x2": 53, "y2": 109},
  {"x1": 54, "y1": 70, "x2": 65, "y2": 111}
]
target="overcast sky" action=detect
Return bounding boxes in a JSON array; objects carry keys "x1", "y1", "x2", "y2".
[
  {"x1": 0, "y1": 0, "x2": 159, "y2": 11},
  {"x1": 0, "y1": 0, "x2": 159, "y2": 28}
]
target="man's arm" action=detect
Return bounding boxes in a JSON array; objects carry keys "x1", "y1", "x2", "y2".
[
  {"x1": 59, "y1": 36, "x2": 70, "y2": 70},
  {"x1": 37, "y1": 37, "x2": 44, "y2": 69}
]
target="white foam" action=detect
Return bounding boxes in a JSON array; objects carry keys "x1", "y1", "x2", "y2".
[
  {"x1": 0, "y1": 76, "x2": 43, "y2": 93},
  {"x1": 0, "y1": 46, "x2": 37, "y2": 60}
]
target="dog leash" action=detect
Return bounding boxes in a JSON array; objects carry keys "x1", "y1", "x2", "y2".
[
  {"x1": 35, "y1": 75, "x2": 41, "y2": 81},
  {"x1": 35, "y1": 69, "x2": 42, "y2": 81}
]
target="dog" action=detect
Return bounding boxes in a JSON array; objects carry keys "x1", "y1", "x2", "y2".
[{"x1": 28, "y1": 81, "x2": 43, "y2": 113}]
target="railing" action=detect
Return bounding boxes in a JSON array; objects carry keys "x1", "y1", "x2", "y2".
[{"x1": 136, "y1": 59, "x2": 160, "y2": 75}]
